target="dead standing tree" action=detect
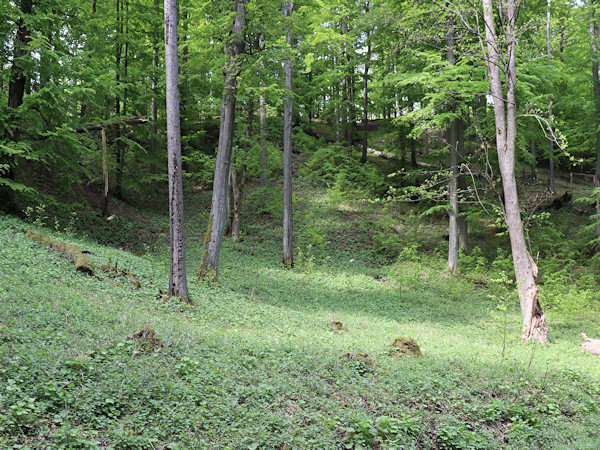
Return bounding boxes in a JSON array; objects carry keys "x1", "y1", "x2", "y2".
[{"x1": 480, "y1": 0, "x2": 548, "y2": 342}]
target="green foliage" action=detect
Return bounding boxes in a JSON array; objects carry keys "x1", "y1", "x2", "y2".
[{"x1": 302, "y1": 143, "x2": 387, "y2": 197}]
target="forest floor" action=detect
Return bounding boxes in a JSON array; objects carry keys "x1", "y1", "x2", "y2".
[{"x1": 1, "y1": 141, "x2": 600, "y2": 448}]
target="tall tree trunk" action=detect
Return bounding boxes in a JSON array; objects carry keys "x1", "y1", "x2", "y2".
[
  {"x1": 547, "y1": 0, "x2": 555, "y2": 193},
  {"x1": 114, "y1": 0, "x2": 123, "y2": 199},
  {"x1": 361, "y1": 30, "x2": 371, "y2": 164},
  {"x1": 424, "y1": 130, "x2": 430, "y2": 156},
  {"x1": 282, "y1": 1, "x2": 294, "y2": 269},
  {"x1": 589, "y1": 3, "x2": 600, "y2": 252},
  {"x1": 2, "y1": 0, "x2": 33, "y2": 212},
  {"x1": 151, "y1": 0, "x2": 159, "y2": 152},
  {"x1": 334, "y1": 53, "x2": 341, "y2": 143},
  {"x1": 259, "y1": 33, "x2": 268, "y2": 198},
  {"x1": 456, "y1": 119, "x2": 468, "y2": 251},
  {"x1": 447, "y1": 120, "x2": 459, "y2": 274},
  {"x1": 482, "y1": 0, "x2": 548, "y2": 342},
  {"x1": 447, "y1": 24, "x2": 459, "y2": 273},
  {"x1": 164, "y1": 0, "x2": 191, "y2": 303},
  {"x1": 198, "y1": 0, "x2": 247, "y2": 281},
  {"x1": 231, "y1": 99, "x2": 252, "y2": 243}
]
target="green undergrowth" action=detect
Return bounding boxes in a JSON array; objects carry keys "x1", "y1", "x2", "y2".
[{"x1": 2, "y1": 191, "x2": 600, "y2": 448}]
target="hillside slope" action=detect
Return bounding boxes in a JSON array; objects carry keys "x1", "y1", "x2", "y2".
[{"x1": 1, "y1": 184, "x2": 599, "y2": 448}]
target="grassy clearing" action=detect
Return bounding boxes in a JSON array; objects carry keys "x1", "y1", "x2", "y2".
[{"x1": 1, "y1": 174, "x2": 600, "y2": 448}]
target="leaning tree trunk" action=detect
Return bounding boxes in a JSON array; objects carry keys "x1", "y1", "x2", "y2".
[
  {"x1": 164, "y1": 0, "x2": 191, "y2": 303},
  {"x1": 589, "y1": 4, "x2": 600, "y2": 252},
  {"x1": 482, "y1": 0, "x2": 548, "y2": 342},
  {"x1": 282, "y1": 1, "x2": 294, "y2": 269},
  {"x1": 198, "y1": 0, "x2": 247, "y2": 281}
]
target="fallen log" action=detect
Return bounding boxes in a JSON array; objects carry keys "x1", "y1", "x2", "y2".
[
  {"x1": 75, "y1": 116, "x2": 149, "y2": 133},
  {"x1": 27, "y1": 230, "x2": 94, "y2": 275},
  {"x1": 581, "y1": 333, "x2": 600, "y2": 356}
]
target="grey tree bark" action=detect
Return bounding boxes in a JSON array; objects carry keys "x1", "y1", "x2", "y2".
[
  {"x1": 446, "y1": 25, "x2": 459, "y2": 274},
  {"x1": 259, "y1": 33, "x2": 268, "y2": 198},
  {"x1": 198, "y1": 0, "x2": 247, "y2": 281},
  {"x1": 447, "y1": 120, "x2": 459, "y2": 274},
  {"x1": 361, "y1": 30, "x2": 371, "y2": 164},
  {"x1": 231, "y1": 99, "x2": 253, "y2": 243},
  {"x1": 588, "y1": 3, "x2": 600, "y2": 252},
  {"x1": 547, "y1": 0, "x2": 555, "y2": 193},
  {"x1": 283, "y1": 1, "x2": 294, "y2": 269},
  {"x1": 164, "y1": 0, "x2": 191, "y2": 303},
  {"x1": 482, "y1": 0, "x2": 548, "y2": 342}
]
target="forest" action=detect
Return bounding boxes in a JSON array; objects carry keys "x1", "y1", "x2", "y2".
[{"x1": 1, "y1": 0, "x2": 600, "y2": 447}]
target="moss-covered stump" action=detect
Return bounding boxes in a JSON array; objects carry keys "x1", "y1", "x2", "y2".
[
  {"x1": 390, "y1": 337, "x2": 422, "y2": 358},
  {"x1": 339, "y1": 352, "x2": 378, "y2": 370},
  {"x1": 26, "y1": 230, "x2": 94, "y2": 275},
  {"x1": 127, "y1": 328, "x2": 163, "y2": 352},
  {"x1": 99, "y1": 264, "x2": 142, "y2": 288}
]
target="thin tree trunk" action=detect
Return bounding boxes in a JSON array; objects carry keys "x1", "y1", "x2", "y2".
[
  {"x1": 232, "y1": 99, "x2": 253, "y2": 243},
  {"x1": 447, "y1": 24, "x2": 459, "y2": 273},
  {"x1": 447, "y1": 121, "x2": 459, "y2": 274},
  {"x1": 164, "y1": 0, "x2": 191, "y2": 303},
  {"x1": 424, "y1": 130, "x2": 430, "y2": 156},
  {"x1": 589, "y1": 4, "x2": 600, "y2": 251},
  {"x1": 530, "y1": 138, "x2": 537, "y2": 180},
  {"x1": 457, "y1": 119, "x2": 468, "y2": 251},
  {"x1": 361, "y1": 30, "x2": 371, "y2": 164},
  {"x1": 547, "y1": 0, "x2": 555, "y2": 193},
  {"x1": 198, "y1": 0, "x2": 247, "y2": 281},
  {"x1": 114, "y1": 0, "x2": 123, "y2": 199},
  {"x1": 334, "y1": 53, "x2": 341, "y2": 143},
  {"x1": 482, "y1": 0, "x2": 548, "y2": 342},
  {"x1": 282, "y1": 1, "x2": 294, "y2": 269},
  {"x1": 259, "y1": 33, "x2": 268, "y2": 197},
  {"x1": 101, "y1": 128, "x2": 109, "y2": 216},
  {"x1": 151, "y1": 0, "x2": 159, "y2": 152}
]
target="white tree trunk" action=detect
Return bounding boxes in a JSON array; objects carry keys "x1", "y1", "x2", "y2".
[
  {"x1": 481, "y1": 0, "x2": 548, "y2": 342},
  {"x1": 164, "y1": 0, "x2": 191, "y2": 303}
]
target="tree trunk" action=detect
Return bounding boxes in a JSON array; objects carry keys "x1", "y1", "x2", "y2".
[
  {"x1": 334, "y1": 53, "x2": 341, "y2": 143},
  {"x1": 164, "y1": 0, "x2": 191, "y2": 303},
  {"x1": 259, "y1": 33, "x2": 268, "y2": 198},
  {"x1": 547, "y1": 0, "x2": 555, "y2": 193},
  {"x1": 447, "y1": 24, "x2": 459, "y2": 273},
  {"x1": 114, "y1": 0, "x2": 123, "y2": 200},
  {"x1": 232, "y1": 99, "x2": 253, "y2": 243},
  {"x1": 589, "y1": 3, "x2": 600, "y2": 252},
  {"x1": 424, "y1": 130, "x2": 429, "y2": 156},
  {"x1": 198, "y1": 0, "x2": 247, "y2": 281},
  {"x1": 530, "y1": 138, "x2": 537, "y2": 180},
  {"x1": 482, "y1": 0, "x2": 548, "y2": 343},
  {"x1": 151, "y1": 0, "x2": 159, "y2": 152},
  {"x1": 361, "y1": 30, "x2": 371, "y2": 164},
  {"x1": 282, "y1": 1, "x2": 294, "y2": 269},
  {"x1": 447, "y1": 120, "x2": 459, "y2": 274}
]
